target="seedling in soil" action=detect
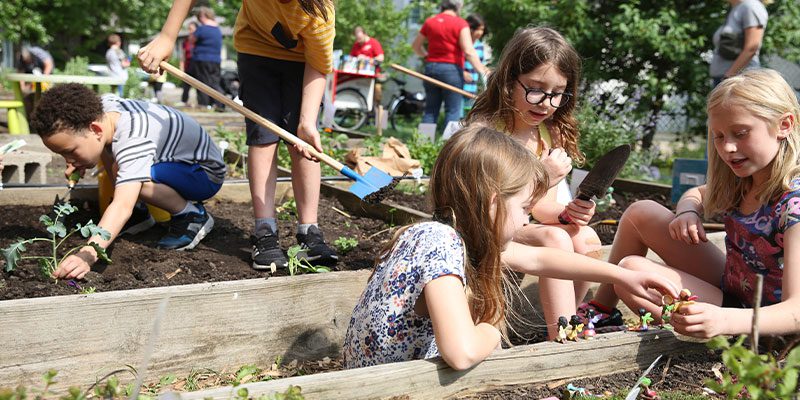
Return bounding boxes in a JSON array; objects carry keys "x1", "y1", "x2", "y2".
[
  {"x1": 277, "y1": 199, "x2": 298, "y2": 221},
  {"x1": 333, "y1": 236, "x2": 358, "y2": 254},
  {"x1": 2, "y1": 202, "x2": 111, "y2": 279},
  {"x1": 705, "y1": 335, "x2": 799, "y2": 399},
  {"x1": 286, "y1": 245, "x2": 330, "y2": 276}
]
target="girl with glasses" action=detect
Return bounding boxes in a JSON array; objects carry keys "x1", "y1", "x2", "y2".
[{"x1": 466, "y1": 27, "x2": 619, "y2": 340}]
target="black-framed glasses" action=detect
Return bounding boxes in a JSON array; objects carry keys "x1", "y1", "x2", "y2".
[{"x1": 517, "y1": 79, "x2": 572, "y2": 108}]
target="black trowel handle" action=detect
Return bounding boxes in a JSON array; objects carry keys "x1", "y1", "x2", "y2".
[{"x1": 557, "y1": 193, "x2": 591, "y2": 225}]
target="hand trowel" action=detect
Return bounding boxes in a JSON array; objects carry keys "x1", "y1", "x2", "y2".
[{"x1": 559, "y1": 144, "x2": 631, "y2": 224}]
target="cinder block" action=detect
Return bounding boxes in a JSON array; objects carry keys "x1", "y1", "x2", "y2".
[{"x1": 1, "y1": 150, "x2": 52, "y2": 185}]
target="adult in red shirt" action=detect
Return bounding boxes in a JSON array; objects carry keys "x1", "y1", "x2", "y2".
[
  {"x1": 412, "y1": 0, "x2": 488, "y2": 128},
  {"x1": 350, "y1": 26, "x2": 385, "y2": 105}
]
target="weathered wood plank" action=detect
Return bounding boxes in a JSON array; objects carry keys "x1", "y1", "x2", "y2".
[
  {"x1": 167, "y1": 330, "x2": 705, "y2": 400},
  {"x1": 0, "y1": 182, "x2": 293, "y2": 206},
  {"x1": 0, "y1": 271, "x2": 371, "y2": 391}
]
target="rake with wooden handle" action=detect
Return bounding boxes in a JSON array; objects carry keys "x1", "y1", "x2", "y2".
[
  {"x1": 390, "y1": 63, "x2": 477, "y2": 99},
  {"x1": 159, "y1": 61, "x2": 397, "y2": 202}
]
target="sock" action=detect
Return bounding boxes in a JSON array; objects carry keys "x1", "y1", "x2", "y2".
[
  {"x1": 173, "y1": 201, "x2": 200, "y2": 216},
  {"x1": 588, "y1": 300, "x2": 613, "y2": 314},
  {"x1": 297, "y1": 223, "x2": 318, "y2": 235},
  {"x1": 255, "y1": 218, "x2": 278, "y2": 237}
]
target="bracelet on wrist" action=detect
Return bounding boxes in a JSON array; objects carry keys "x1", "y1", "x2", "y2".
[{"x1": 674, "y1": 209, "x2": 701, "y2": 219}]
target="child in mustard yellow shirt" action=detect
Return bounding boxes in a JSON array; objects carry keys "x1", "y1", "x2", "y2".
[{"x1": 139, "y1": 0, "x2": 338, "y2": 270}]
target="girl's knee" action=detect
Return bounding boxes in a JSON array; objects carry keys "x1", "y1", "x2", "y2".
[
  {"x1": 572, "y1": 225, "x2": 601, "y2": 255},
  {"x1": 621, "y1": 200, "x2": 669, "y2": 224},
  {"x1": 617, "y1": 255, "x2": 650, "y2": 270},
  {"x1": 536, "y1": 226, "x2": 574, "y2": 250}
]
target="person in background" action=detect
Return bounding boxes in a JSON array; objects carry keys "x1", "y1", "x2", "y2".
[
  {"x1": 17, "y1": 46, "x2": 54, "y2": 93},
  {"x1": 178, "y1": 21, "x2": 198, "y2": 107},
  {"x1": 106, "y1": 34, "x2": 130, "y2": 97},
  {"x1": 412, "y1": 0, "x2": 488, "y2": 129},
  {"x1": 138, "y1": 0, "x2": 339, "y2": 270},
  {"x1": 710, "y1": 0, "x2": 769, "y2": 87},
  {"x1": 193, "y1": 7, "x2": 224, "y2": 111},
  {"x1": 350, "y1": 26, "x2": 385, "y2": 107},
  {"x1": 462, "y1": 14, "x2": 485, "y2": 112}
]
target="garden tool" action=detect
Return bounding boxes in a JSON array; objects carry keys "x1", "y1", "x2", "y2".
[
  {"x1": 390, "y1": 63, "x2": 477, "y2": 99},
  {"x1": 559, "y1": 144, "x2": 631, "y2": 224},
  {"x1": 624, "y1": 354, "x2": 663, "y2": 400},
  {"x1": 159, "y1": 61, "x2": 397, "y2": 203},
  {"x1": 53, "y1": 171, "x2": 82, "y2": 206}
]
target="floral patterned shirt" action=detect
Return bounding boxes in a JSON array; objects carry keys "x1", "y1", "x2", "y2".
[
  {"x1": 343, "y1": 222, "x2": 465, "y2": 368},
  {"x1": 722, "y1": 178, "x2": 800, "y2": 306}
]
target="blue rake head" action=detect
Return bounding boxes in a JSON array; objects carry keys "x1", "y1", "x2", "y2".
[{"x1": 340, "y1": 166, "x2": 395, "y2": 200}]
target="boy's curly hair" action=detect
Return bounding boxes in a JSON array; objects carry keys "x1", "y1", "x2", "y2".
[{"x1": 30, "y1": 83, "x2": 104, "y2": 137}]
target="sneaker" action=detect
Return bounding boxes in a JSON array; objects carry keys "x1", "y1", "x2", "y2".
[
  {"x1": 577, "y1": 301, "x2": 626, "y2": 333},
  {"x1": 251, "y1": 227, "x2": 288, "y2": 270},
  {"x1": 156, "y1": 203, "x2": 214, "y2": 250},
  {"x1": 295, "y1": 225, "x2": 338, "y2": 265},
  {"x1": 120, "y1": 202, "x2": 156, "y2": 236}
]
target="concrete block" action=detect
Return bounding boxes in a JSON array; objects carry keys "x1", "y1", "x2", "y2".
[{"x1": 1, "y1": 149, "x2": 52, "y2": 185}]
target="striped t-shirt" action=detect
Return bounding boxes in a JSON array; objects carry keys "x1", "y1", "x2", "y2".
[{"x1": 102, "y1": 95, "x2": 226, "y2": 186}]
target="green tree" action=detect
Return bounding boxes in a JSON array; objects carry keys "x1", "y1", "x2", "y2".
[{"x1": 475, "y1": 0, "x2": 800, "y2": 147}]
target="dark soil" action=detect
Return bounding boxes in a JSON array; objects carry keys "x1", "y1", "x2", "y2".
[
  {"x1": 457, "y1": 350, "x2": 722, "y2": 399},
  {"x1": 0, "y1": 195, "x2": 392, "y2": 300}
]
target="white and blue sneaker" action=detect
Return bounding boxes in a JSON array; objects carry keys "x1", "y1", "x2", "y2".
[{"x1": 156, "y1": 203, "x2": 214, "y2": 250}]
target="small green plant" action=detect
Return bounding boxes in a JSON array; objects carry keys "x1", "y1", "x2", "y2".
[
  {"x1": 2, "y1": 202, "x2": 111, "y2": 279},
  {"x1": 215, "y1": 125, "x2": 249, "y2": 178},
  {"x1": 594, "y1": 187, "x2": 616, "y2": 213},
  {"x1": 277, "y1": 199, "x2": 298, "y2": 221},
  {"x1": 286, "y1": 245, "x2": 331, "y2": 276},
  {"x1": 705, "y1": 335, "x2": 799, "y2": 399},
  {"x1": 333, "y1": 236, "x2": 358, "y2": 254}
]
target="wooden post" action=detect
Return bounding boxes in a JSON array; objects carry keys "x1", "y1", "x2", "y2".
[{"x1": 376, "y1": 105, "x2": 384, "y2": 136}]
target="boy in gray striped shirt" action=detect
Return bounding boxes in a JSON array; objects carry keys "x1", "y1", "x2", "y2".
[{"x1": 30, "y1": 83, "x2": 226, "y2": 280}]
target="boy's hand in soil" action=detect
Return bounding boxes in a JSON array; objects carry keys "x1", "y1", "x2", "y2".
[
  {"x1": 669, "y1": 302, "x2": 730, "y2": 338},
  {"x1": 53, "y1": 246, "x2": 98, "y2": 280},
  {"x1": 539, "y1": 147, "x2": 571, "y2": 188},
  {"x1": 620, "y1": 270, "x2": 680, "y2": 306},
  {"x1": 669, "y1": 210, "x2": 707, "y2": 245},
  {"x1": 562, "y1": 198, "x2": 595, "y2": 226}
]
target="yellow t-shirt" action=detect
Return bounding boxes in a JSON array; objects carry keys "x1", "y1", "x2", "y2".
[{"x1": 234, "y1": 0, "x2": 335, "y2": 74}]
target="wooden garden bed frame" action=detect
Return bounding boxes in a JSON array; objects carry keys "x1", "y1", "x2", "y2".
[
  {"x1": 167, "y1": 330, "x2": 706, "y2": 400},
  {"x1": 1, "y1": 179, "x2": 721, "y2": 395}
]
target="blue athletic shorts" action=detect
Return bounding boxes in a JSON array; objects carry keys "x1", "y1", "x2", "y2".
[{"x1": 151, "y1": 162, "x2": 222, "y2": 201}]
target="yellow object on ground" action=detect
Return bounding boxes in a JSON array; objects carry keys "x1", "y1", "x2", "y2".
[
  {"x1": 97, "y1": 162, "x2": 171, "y2": 222},
  {"x1": 0, "y1": 100, "x2": 30, "y2": 134}
]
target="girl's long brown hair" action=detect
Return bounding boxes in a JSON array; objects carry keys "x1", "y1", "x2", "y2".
[
  {"x1": 299, "y1": 0, "x2": 333, "y2": 21},
  {"x1": 378, "y1": 124, "x2": 549, "y2": 329},
  {"x1": 466, "y1": 27, "x2": 584, "y2": 164}
]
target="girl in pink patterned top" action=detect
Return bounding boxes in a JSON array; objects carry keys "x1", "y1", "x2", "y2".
[{"x1": 609, "y1": 68, "x2": 800, "y2": 338}]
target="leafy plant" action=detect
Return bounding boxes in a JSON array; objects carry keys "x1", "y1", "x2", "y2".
[
  {"x1": 286, "y1": 245, "x2": 331, "y2": 276},
  {"x1": 333, "y1": 236, "x2": 358, "y2": 254},
  {"x1": 277, "y1": 199, "x2": 298, "y2": 221},
  {"x1": 705, "y1": 335, "x2": 799, "y2": 399},
  {"x1": 215, "y1": 125, "x2": 248, "y2": 178},
  {"x1": 2, "y1": 202, "x2": 111, "y2": 278}
]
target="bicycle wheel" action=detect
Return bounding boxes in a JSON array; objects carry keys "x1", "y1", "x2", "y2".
[{"x1": 333, "y1": 88, "x2": 369, "y2": 131}]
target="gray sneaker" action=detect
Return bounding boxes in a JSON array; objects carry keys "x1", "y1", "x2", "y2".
[{"x1": 251, "y1": 227, "x2": 288, "y2": 270}]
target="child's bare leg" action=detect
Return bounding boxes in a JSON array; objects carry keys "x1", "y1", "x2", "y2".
[
  {"x1": 288, "y1": 143, "x2": 321, "y2": 224},
  {"x1": 565, "y1": 224, "x2": 602, "y2": 303},
  {"x1": 615, "y1": 255, "x2": 724, "y2": 322},
  {"x1": 248, "y1": 143, "x2": 280, "y2": 219},
  {"x1": 515, "y1": 224, "x2": 579, "y2": 340},
  {"x1": 139, "y1": 181, "x2": 187, "y2": 214},
  {"x1": 610, "y1": 200, "x2": 725, "y2": 285}
]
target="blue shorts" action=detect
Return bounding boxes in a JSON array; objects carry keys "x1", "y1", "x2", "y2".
[{"x1": 151, "y1": 162, "x2": 222, "y2": 201}]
